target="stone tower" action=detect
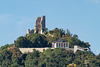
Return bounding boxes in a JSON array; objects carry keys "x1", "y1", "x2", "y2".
[{"x1": 34, "y1": 16, "x2": 45, "y2": 34}]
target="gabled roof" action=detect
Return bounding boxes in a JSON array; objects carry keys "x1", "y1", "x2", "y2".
[{"x1": 52, "y1": 39, "x2": 65, "y2": 43}]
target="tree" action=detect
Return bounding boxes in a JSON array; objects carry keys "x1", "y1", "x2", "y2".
[
  {"x1": 66, "y1": 29, "x2": 72, "y2": 36},
  {"x1": 0, "y1": 44, "x2": 11, "y2": 50},
  {"x1": 73, "y1": 34, "x2": 78, "y2": 39},
  {"x1": 27, "y1": 34, "x2": 48, "y2": 47},
  {"x1": 16, "y1": 36, "x2": 32, "y2": 48}
]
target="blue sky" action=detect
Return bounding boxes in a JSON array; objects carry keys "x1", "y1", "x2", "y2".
[{"x1": 0, "y1": 0, "x2": 100, "y2": 55}]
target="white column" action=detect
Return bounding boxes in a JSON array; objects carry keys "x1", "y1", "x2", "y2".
[
  {"x1": 55, "y1": 43, "x2": 56, "y2": 48},
  {"x1": 56, "y1": 43, "x2": 58, "y2": 48},
  {"x1": 63, "y1": 43, "x2": 64, "y2": 48},
  {"x1": 74, "y1": 45, "x2": 78, "y2": 53},
  {"x1": 58, "y1": 42, "x2": 59, "y2": 47}
]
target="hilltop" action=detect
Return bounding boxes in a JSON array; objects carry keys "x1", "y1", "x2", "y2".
[
  {"x1": 15, "y1": 28, "x2": 90, "y2": 48},
  {"x1": 0, "y1": 28, "x2": 100, "y2": 67},
  {"x1": 0, "y1": 15, "x2": 99, "y2": 67}
]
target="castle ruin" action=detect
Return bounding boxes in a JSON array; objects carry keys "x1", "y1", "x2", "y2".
[
  {"x1": 34, "y1": 16, "x2": 45, "y2": 34},
  {"x1": 27, "y1": 16, "x2": 46, "y2": 35}
]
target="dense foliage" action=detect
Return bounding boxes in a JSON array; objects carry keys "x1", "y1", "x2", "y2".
[
  {"x1": 15, "y1": 34, "x2": 49, "y2": 48},
  {"x1": 0, "y1": 28, "x2": 99, "y2": 67},
  {"x1": 15, "y1": 28, "x2": 90, "y2": 48},
  {"x1": 0, "y1": 44, "x2": 12, "y2": 50},
  {"x1": 0, "y1": 48, "x2": 100, "y2": 67}
]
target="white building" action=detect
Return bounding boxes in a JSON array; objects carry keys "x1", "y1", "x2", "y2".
[
  {"x1": 74, "y1": 45, "x2": 89, "y2": 53},
  {"x1": 52, "y1": 39, "x2": 69, "y2": 48}
]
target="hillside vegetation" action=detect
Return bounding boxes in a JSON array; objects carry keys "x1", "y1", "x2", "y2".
[
  {"x1": 0, "y1": 28, "x2": 99, "y2": 67},
  {"x1": 0, "y1": 48, "x2": 100, "y2": 67},
  {"x1": 15, "y1": 28, "x2": 90, "y2": 48}
]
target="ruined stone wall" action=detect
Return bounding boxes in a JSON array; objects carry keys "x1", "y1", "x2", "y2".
[
  {"x1": 34, "y1": 16, "x2": 45, "y2": 34},
  {"x1": 27, "y1": 16, "x2": 45, "y2": 35},
  {"x1": 27, "y1": 29, "x2": 34, "y2": 35}
]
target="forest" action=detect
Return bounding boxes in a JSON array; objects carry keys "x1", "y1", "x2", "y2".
[{"x1": 0, "y1": 28, "x2": 100, "y2": 67}]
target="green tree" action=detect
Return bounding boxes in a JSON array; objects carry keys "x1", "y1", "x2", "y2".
[
  {"x1": 66, "y1": 29, "x2": 72, "y2": 36},
  {"x1": 0, "y1": 44, "x2": 11, "y2": 50},
  {"x1": 27, "y1": 34, "x2": 49, "y2": 47},
  {"x1": 16, "y1": 36, "x2": 33, "y2": 48}
]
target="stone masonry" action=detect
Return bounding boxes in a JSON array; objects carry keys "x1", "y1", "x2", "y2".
[
  {"x1": 27, "y1": 16, "x2": 46, "y2": 35},
  {"x1": 34, "y1": 16, "x2": 45, "y2": 34}
]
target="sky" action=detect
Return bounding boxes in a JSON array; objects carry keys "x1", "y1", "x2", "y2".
[{"x1": 0, "y1": 0, "x2": 100, "y2": 55}]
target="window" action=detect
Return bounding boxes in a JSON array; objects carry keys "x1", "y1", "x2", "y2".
[
  {"x1": 66, "y1": 43, "x2": 68, "y2": 47},
  {"x1": 64, "y1": 43, "x2": 65, "y2": 48},
  {"x1": 58, "y1": 43, "x2": 60, "y2": 47},
  {"x1": 56, "y1": 43, "x2": 58, "y2": 47},
  {"x1": 61, "y1": 43, "x2": 63, "y2": 48}
]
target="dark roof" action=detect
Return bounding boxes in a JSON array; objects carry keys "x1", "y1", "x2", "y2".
[{"x1": 52, "y1": 39, "x2": 65, "y2": 43}]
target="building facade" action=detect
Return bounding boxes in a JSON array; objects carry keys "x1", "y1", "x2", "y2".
[{"x1": 52, "y1": 39, "x2": 69, "y2": 48}]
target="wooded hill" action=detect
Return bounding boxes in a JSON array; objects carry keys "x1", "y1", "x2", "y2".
[{"x1": 0, "y1": 28, "x2": 100, "y2": 67}]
